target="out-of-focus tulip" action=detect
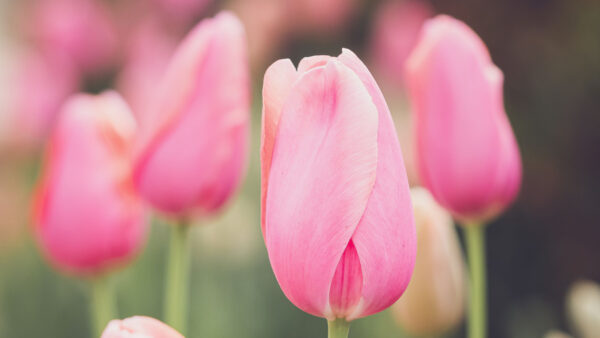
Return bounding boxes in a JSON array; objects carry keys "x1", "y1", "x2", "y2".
[
  {"x1": 261, "y1": 49, "x2": 416, "y2": 320},
  {"x1": 34, "y1": 92, "x2": 146, "y2": 276},
  {"x1": 101, "y1": 316, "x2": 183, "y2": 338},
  {"x1": 392, "y1": 187, "x2": 466, "y2": 335},
  {"x1": 134, "y1": 11, "x2": 250, "y2": 216},
  {"x1": 25, "y1": 0, "x2": 118, "y2": 74},
  {"x1": 370, "y1": 0, "x2": 432, "y2": 88},
  {"x1": 8, "y1": 51, "x2": 78, "y2": 148},
  {"x1": 406, "y1": 15, "x2": 522, "y2": 223},
  {"x1": 567, "y1": 280, "x2": 600, "y2": 338},
  {"x1": 117, "y1": 20, "x2": 176, "y2": 128}
]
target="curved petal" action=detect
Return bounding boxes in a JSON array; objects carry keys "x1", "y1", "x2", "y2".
[
  {"x1": 338, "y1": 49, "x2": 416, "y2": 319},
  {"x1": 135, "y1": 12, "x2": 250, "y2": 214},
  {"x1": 102, "y1": 316, "x2": 183, "y2": 338},
  {"x1": 265, "y1": 60, "x2": 378, "y2": 317},
  {"x1": 261, "y1": 59, "x2": 298, "y2": 233},
  {"x1": 298, "y1": 55, "x2": 332, "y2": 73},
  {"x1": 328, "y1": 240, "x2": 363, "y2": 318}
]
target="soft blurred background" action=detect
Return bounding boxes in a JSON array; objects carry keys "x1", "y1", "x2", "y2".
[{"x1": 0, "y1": 0, "x2": 599, "y2": 337}]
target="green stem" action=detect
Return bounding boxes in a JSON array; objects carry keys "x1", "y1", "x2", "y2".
[
  {"x1": 164, "y1": 220, "x2": 191, "y2": 335},
  {"x1": 465, "y1": 224, "x2": 487, "y2": 338},
  {"x1": 327, "y1": 319, "x2": 350, "y2": 338},
  {"x1": 90, "y1": 277, "x2": 116, "y2": 337}
]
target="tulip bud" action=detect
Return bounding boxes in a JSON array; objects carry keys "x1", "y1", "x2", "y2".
[
  {"x1": 392, "y1": 187, "x2": 466, "y2": 335},
  {"x1": 261, "y1": 49, "x2": 416, "y2": 320},
  {"x1": 134, "y1": 11, "x2": 250, "y2": 217},
  {"x1": 101, "y1": 316, "x2": 183, "y2": 338},
  {"x1": 567, "y1": 280, "x2": 600, "y2": 338},
  {"x1": 406, "y1": 15, "x2": 522, "y2": 223},
  {"x1": 34, "y1": 92, "x2": 147, "y2": 276}
]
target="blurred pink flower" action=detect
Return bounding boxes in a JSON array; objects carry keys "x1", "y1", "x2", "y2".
[
  {"x1": 406, "y1": 15, "x2": 522, "y2": 223},
  {"x1": 261, "y1": 49, "x2": 415, "y2": 320},
  {"x1": 370, "y1": 0, "x2": 432, "y2": 88},
  {"x1": 34, "y1": 92, "x2": 147, "y2": 276},
  {"x1": 134, "y1": 12, "x2": 250, "y2": 216},
  {"x1": 9, "y1": 51, "x2": 78, "y2": 148},
  {"x1": 117, "y1": 20, "x2": 177, "y2": 128},
  {"x1": 102, "y1": 316, "x2": 183, "y2": 338},
  {"x1": 25, "y1": 0, "x2": 119, "y2": 74}
]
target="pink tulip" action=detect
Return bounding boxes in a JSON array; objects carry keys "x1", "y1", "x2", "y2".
[
  {"x1": 406, "y1": 15, "x2": 522, "y2": 223},
  {"x1": 101, "y1": 316, "x2": 183, "y2": 338},
  {"x1": 134, "y1": 11, "x2": 250, "y2": 216},
  {"x1": 261, "y1": 49, "x2": 416, "y2": 320},
  {"x1": 25, "y1": 0, "x2": 119, "y2": 74},
  {"x1": 370, "y1": 0, "x2": 432, "y2": 87},
  {"x1": 34, "y1": 92, "x2": 146, "y2": 276}
]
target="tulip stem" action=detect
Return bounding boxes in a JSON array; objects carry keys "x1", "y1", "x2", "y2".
[
  {"x1": 90, "y1": 277, "x2": 116, "y2": 337},
  {"x1": 327, "y1": 319, "x2": 350, "y2": 338},
  {"x1": 465, "y1": 224, "x2": 487, "y2": 338},
  {"x1": 164, "y1": 219, "x2": 191, "y2": 335}
]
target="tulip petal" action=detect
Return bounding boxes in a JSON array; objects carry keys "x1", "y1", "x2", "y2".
[
  {"x1": 338, "y1": 49, "x2": 416, "y2": 319},
  {"x1": 261, "y1": 59, "x2": 298, "y2": 233},
  {"x1": 329, "y1": 240, "x2": 363, "y2": 317},
  {"x1": 297, "y1": 55, "x2": 332, "y2": 73},
  {"x1": 135, "y1": 12, "x2": 249, "y2": 214},
  {"x1": 102, "y1": 316, "x2": 183, "y2": 338},
  {"x1": 265, "y1": 60, "x2": 378, "y2": 317}
]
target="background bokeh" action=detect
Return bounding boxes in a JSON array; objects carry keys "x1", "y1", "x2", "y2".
[{"x1": 0, "y1": 0, "x2": 599, "y2": 337}]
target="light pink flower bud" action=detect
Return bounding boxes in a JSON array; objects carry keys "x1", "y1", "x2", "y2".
[
  {"x1": 406, "y1": 15, "x2": 522, "y2": 223},
  {"x1": 34, "y1": 92, "x2": 147, "y2": 276},
  {"x1": 392, "y1": 187, "x2": 466, "y2": 335},
  {"x1": 261, "y1": 49, "x2": 416, "y2": 320},
  {"x1": 133, "y1": 12, "x2": 250, "y2": 216},
  {"x1": 101, "y1": 316, "x2": 183, "y2": 338}
]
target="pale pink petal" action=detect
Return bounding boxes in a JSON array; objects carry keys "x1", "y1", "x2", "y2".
[
  {"x1": 265, "y1": 60, "x2": 378, "y2": 317},
  {"x1": 261, "y1": 59, "x2": 297, "y2": 232},
  {"x1": 328, "y1": 240, "x2": 363, "y2": 318},
  {"x1": 102, "y1": 316, "x2": 183, "y2": 338},
  {"x1": 338, "y1": 49, "x2": 416, "y2": 319},
  {"x1": 297, "y1": 55, "x2": 332, "y2": 73}
]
